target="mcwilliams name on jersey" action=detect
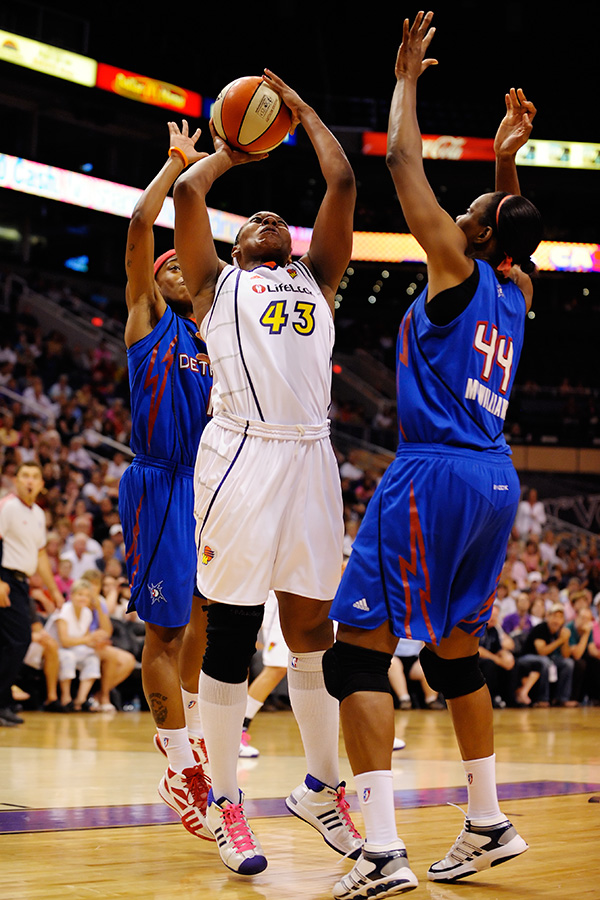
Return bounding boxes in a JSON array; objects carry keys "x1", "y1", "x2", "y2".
[{"x1": 464, "y1": 377, "x2": 510, "y2": 420}]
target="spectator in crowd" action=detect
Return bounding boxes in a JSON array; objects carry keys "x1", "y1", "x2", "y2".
[
  {"x1": 539, "y1": 529, "x2": 560, "y2": 573},
  {"x1": 521, "y1": 538, "x2": 542, "y2": 574},
  {"x1": 82, "y1": 569, "x2": 136, "y2": 712},
  {"x1": 390, "y1": 639, "x2": 445, "y2": 710},
  {"x1": 54, "y1": 557, "x2": 74, "y2": 599},
  {"x1": 51, "y1": 578, "x2": 109, "y2": 711},
  {"x1": 517, "y1": 603, "x2": 577, "y2": 707},
  {"x1": 478, "y1": 604, "x2": 516, "y2": 708},
  {"x1": 60, "y1": 532, "x2": 100, "y2": 580},
  {"x1": 514, "y1": 488, "x2": 547, "y2": 539},
  {"x1": 502, "y1": 591, "x2": 533, "y2": 643},
  {"x1": 502, "y1": 540, "x2": 529, "y2": 591},
  {"x1": 567, "y1": 605, "x2": 600, "y2": 703},
  {"x1": 20, "y1": 617, "x2": 63, "y2": 711},
  {"x1": 0, "y1": 412, "x2": 20, "y2": 449}
]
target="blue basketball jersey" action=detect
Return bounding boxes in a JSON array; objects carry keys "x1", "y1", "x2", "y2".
[
  {"x1": 127, "y1": 306, "x2": 212, "y2": 467},
  {"x1": 395, "y1": 260, "x2": 525, "y2": 453}
]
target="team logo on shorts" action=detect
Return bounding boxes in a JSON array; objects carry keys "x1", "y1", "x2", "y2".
[
  {"x1": 148, "y1": 581, "x2": 166, "y2": 604},
  {"x1": 201, "y1": 545, "x2": 215, "y2": 565}
]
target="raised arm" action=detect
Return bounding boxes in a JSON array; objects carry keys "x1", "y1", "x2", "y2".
[
  {"x1": 385, "y1": 12, "x2": 472, "y2": 295},
  {"x1": 124, "y1": 120, "x2": 205, "y2": 348},
  {"x1": 173, "y1": 131, "x2": 266, "y2": 325},
  {"x1": 263, "y1": 70, "x2": 356, "y2": 313},
  {"x1": 494, "y1": 88, "x2": 536, "y2": 195}
]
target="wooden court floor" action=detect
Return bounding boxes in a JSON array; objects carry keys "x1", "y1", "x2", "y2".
[{"x1": 1, "y1": 705, "x2": 599, "y2": 899}]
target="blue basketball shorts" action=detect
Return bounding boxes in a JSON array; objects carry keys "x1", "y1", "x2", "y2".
[
  {"x1": 330, "y1": 444, "x2": 520, "y2": 644},
  {"x1": 118, "y1": 455, "x2": 198, "y2": 628}
]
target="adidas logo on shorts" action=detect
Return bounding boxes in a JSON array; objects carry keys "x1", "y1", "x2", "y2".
[{"x1": 353, "y1": 598, "x2": 370, "y2": 611}]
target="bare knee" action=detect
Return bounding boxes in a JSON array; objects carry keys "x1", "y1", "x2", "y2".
[
  {"x1": 277, "y1": 593, "x2": 334, "y2": 652},
  {"x1": 143, "y1": 623, "x2": 185, "y2": 665}
]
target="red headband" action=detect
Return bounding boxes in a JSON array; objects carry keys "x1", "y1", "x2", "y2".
[
  {"x1": 153, "y1": 249, "x2": 177, "y2": 276},
  {"x1": 495, "y1": 194, "x2": 514, "y2": 227}
]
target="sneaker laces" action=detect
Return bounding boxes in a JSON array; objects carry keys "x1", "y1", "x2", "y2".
[
  {"x1": 335, "y1": 783, "x2": 362, "y2": 839},
  {"x1": 221, "y1": 802, "x2": 259, "y2": 853},
  {"x1": 182, "y1": 765, "x2": 211, "y2": 811},
  {"x1": 240, "y1": 731, "x2": 252, "y2": 747}
]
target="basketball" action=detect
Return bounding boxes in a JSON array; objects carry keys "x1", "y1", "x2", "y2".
[{"x1": 212, "y1": 75, "x2": 292, "y2": 154}]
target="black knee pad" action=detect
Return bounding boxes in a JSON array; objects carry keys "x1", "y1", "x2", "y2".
[
  {"x1": 323, "y1": 640, "x2": 393, "y2": 703},
  {"x1": 203, "y1": 602, "x2": 264, "y2": 684},
  {"x1": 419, "y1": 646, "x2": 486, "y2": 699}
]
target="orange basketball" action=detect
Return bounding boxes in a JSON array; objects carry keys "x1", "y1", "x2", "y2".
[{"x1": 212, "y1": 76, "x2": 292, "y2": 154}]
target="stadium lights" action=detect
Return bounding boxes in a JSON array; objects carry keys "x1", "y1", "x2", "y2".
[{"x1": 0, "y1": 151, "x2": 598, "y2": 273}]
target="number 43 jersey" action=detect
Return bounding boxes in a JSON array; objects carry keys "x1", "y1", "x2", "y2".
[
  {"x1": 396, "y1": 259, "x2": 526, "y2": 454},
  {"x1": 200, "y1": 260, "x2": 334, "y2": 426}
]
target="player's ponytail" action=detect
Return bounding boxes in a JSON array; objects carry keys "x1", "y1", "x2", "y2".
[{"x1": 488, "y1": 192, "x2": 543, "y2": 274}]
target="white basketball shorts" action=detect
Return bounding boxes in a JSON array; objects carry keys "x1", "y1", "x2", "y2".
[{"x1": 193, "y1": 414, "x2": 344, "y2": 606}]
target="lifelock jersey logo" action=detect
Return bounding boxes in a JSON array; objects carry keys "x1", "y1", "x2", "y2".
[{"x1": 252, "y1": 282, "x2": 311, "y2": 295}]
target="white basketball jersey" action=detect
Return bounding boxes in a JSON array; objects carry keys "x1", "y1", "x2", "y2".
[{"x1": 200, "y1": 260, "x2": 334, "y2": 426}]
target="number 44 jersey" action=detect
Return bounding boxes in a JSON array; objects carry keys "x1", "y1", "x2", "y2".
[
  {"x1": 395, "y1": 259, "x2": 526, "y2": 455},
  {"x1": 200, "y1": 261, "x2": 334, "y2": 426}
]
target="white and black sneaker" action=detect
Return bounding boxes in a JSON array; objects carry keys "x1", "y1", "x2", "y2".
[
  {"x1": 333, "y1": 841, "x2": 418, "y2": 899},
  {"x1": 286, "y1": 774, "x2": 363, "y2": 859},
  {"x1": 428, "y1": 817, "x2": 528, "y2": 882}
]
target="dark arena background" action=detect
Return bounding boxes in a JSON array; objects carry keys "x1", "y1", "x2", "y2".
[{"x1": 0, "y1": 4, "x2": 599, "y2": 900}]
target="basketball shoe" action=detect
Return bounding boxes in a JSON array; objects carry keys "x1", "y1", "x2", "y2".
[
  {"x1": 393, "y1": 737, "x2": 406, "y2": 751},
  {"x1": 333, "y1": 841, "x2": 418, "y2": 899},
  {"x1": 239, "y1": 729, "x2": 259, "y2": 758},
  {"x1": 153, "y1": 732, "x2": 210, "y2": 771},
  {"x1": 286, "y1": 774, "x2": 363, "y2": 858},
  {"x1": 427, "y1": 817, "x2": 528, "y2": 882},
  {"x1": 158, "y1": 763, "x2": 214, "y2": 840},
  {"x1": 206, "y1": 789, "x2": 268, "y2": 875}
]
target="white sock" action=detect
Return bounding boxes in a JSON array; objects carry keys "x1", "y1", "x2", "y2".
[
  {"x1": 354, "y1": 770, "x2": 400, "y2": 848},
  {"x1": 156, "y1": 726, "x2": 195, "y2": 773},
  {"x1": 181, "y1": 688, "x2": 203, "y2": 738},
  {"x1": 287, "y1": 650, "x2": 340, "y2": 788},
  {"x1": 199, "y1": 672, "x2": 247, "y2": 802},
  {"x1": 463, "y1": 754, "x2": 503, "y2": 825},
  {"x1": 245, "y1": 695, "x2": 264, "y2": 721}
]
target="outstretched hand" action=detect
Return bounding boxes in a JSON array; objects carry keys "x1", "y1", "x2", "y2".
[
  {"x1": 494, "y1": 88, "x2": 536, "y2": 158},
  {"x1": 395, "y1": 10, "x2": 438, "y2": 80},
  {"x1": 168, "y1": 119, "x2": 208, "y2": 165},
  {"x1": 262, "y1": 68, "x2": 305, "y2": 134}
]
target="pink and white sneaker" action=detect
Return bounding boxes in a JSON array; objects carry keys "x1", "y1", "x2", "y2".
[
  {"x1": 206, "y1": 789, "x2": 267, "y2": 874},
  {"x1": 158, "y1": 763, "x2": 215, "y2": 841},
  {"x1": 239, "y1": 729, "x2": 259, "y2": 758}
]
